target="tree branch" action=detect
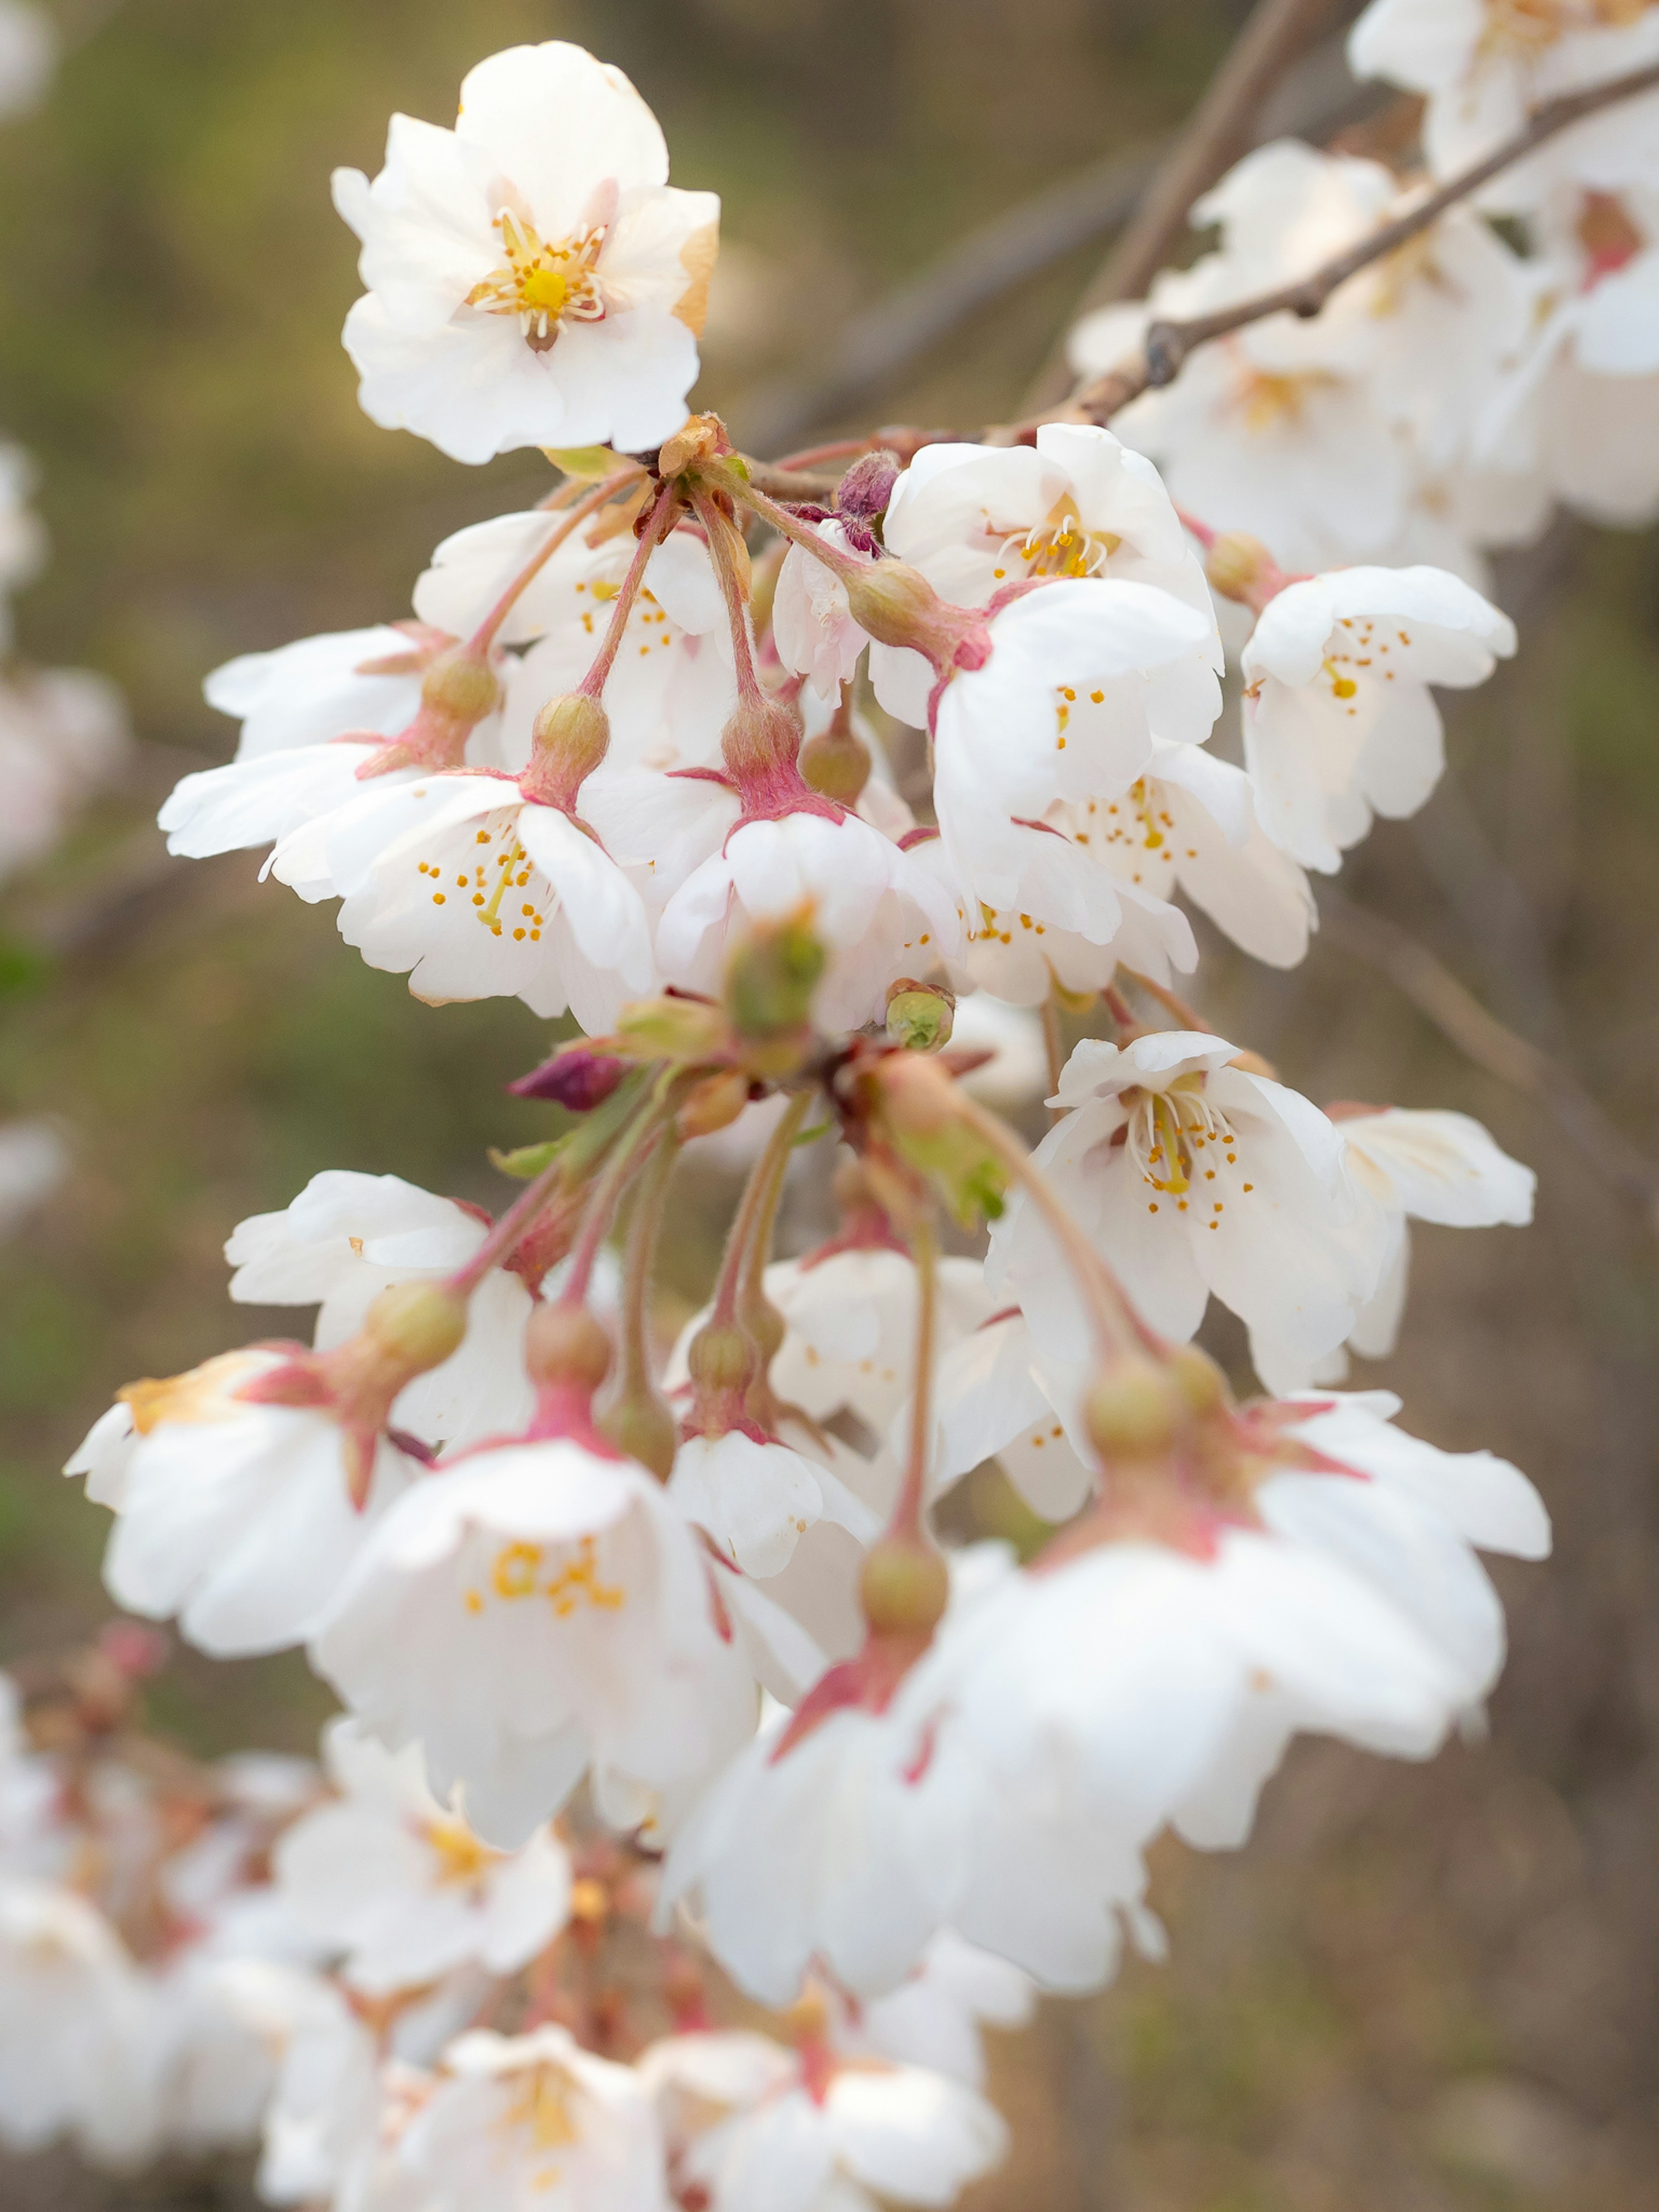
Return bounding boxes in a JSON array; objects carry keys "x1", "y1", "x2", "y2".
[
  {"x1": 1023, "y1": 0, "x2": 1340, "y2": 412},
  {"x1": 1051, "y1": 55, "x2": 1659, "y2": 432}
]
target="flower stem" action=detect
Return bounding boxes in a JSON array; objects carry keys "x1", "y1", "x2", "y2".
[
  {"x1": 467, "y1": 471, "x2": 638, "y2": 654},
  {"x1": 771, "y1": 437, "x2": 872, "y2": 472},
  {"x1": 690, "y1": 488, "x2": 767, "y2": 706},
  {"x1": 1124, "y1": 969, "x2": 1216, "y2": 1036},
  {"x1": 720, "y1": 470, "x2": 864, "y2": 588},
  {"x1": 561, "y1": 1098, "x2": 677, "y2": 1308},
  {"x1": 709, "y1": 1090, "x2": 813, "y2": 1329},
  {"x1": 577, "y1": 482, "x2": 679, "y2": 701},
  {"x1": 891, "y1": 1213, "x2": 938, "y2": 1545}
]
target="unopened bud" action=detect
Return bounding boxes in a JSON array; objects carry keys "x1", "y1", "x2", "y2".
[
  {"x1": 1204, "y1": 532, "x2": 1275, "y2": 607},
  {"x1": 725, "y1": 916, "x2": 825, "y2": 1039},
  {"x1": 677, "y1": 1068, "x2": 753, "y2": 1139},
  {"x1": 860, "y1": 1537, "x2": 949, "y2": 1636},
  {"x1": 686, "y1": 1321, "x2": 754, "y2": 1395},
  {"x1": 509, "y1": 1043, "x2": 627, "y2": 1112},
  {"x1": 835, "y1": 450, "x2": 900, "y2": 524},
  {"x1": 1083, "y1": 1355, "x2": 1185, "y2": 1461},
  {"x1": 525, "y1": 1301, "x2": 613, "y2": 1393},
  {"x1": 1166, "y1": 1341, "x2": 1229, "y2": 1418},
  {"x1": 842, "y1": 558, "x2": 941, "y2": 652},
  {"x1": 364, "y1": 1281, "x2": 468, "y2": 1373},
  {"x1": 524, "y1": 693, "x2": 610, "y2": 801},
  {"x1": 799, "y1": 720, "x2": 871, "y2": 804},
  {"x1": 886, "y1": 979, "x2": 954, "y2": 1053},
  {"x1": 420, "y1": 644, "x2": 501, "y2": 726}
]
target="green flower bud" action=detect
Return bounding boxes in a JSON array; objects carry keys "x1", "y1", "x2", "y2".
[
  {"x1": 363, "y1": 1281, "x2": 468, "y2": 1373},
  {"x1": 886, "y1": 979, "x2": 955, "y2": 1053}
]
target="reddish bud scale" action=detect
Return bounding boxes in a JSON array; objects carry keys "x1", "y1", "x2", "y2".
[{"x1": 509, "y1": 1046, "x2": 628, "y2": 1111}]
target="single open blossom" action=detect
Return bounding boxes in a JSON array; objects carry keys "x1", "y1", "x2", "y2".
[
  {"x1": 269, "y1": 768, "x2": 656, "y2": 1033},
  {"x1": 990, "y1": 1033, "x2": 1382, "y2": 1384},
  {"x1": 1240, "y1": 564, "x2": 1516, "y2": 873},
  {"x1": 160, "y1": 621, "x2": 512, "y2": 865},
  {"x1": 1477, "y1": 183, "x2": 1659, "y2": 527},
  {"x1": 925, "y1": 1311, "x2": 1097, "y2": 1524},
  {"x1": 772, "y1": 518, "x2": 875, "y2": 703},
  {"x1": 416, "y1": 512, "x2": 738, "y2": 773},
  {"x1": 656, "y1": 809, "x2": 963, "y2": 1032},
  {"x1": 401, "y1": 2026, "x2": 670, "y2": 2211},
  {"x1": 226, "y1": 1170, "x2": 534, "y2": 1451},
  {"x1": 643, "y1": 2026, "x2": 1007, "y2": 2212},
  {"x1": 65, "y1": 1350, "x2": 418, "y2": 1659},
  {"x1": 829, "y1": 1932, "x2": 1034, "y2": 2091},
  {"x1": 333, "y1": 42, "x2": 720, "y2": 462},
  {"x1": 0, "y1": 666, "x2": 130, "y2": 888},
  {"x1": 929, "y1": 578, "x2": 1218, "y2": 933},
  {"x1": 311, "y1": 1433, "x2": 759, "y2": 1849},
  {"x1": 1348, "y1": 0, "x2": 1659, "y2": 208},
  {"x1": 0, "y1": 1882, "x2": 162, "y2": 2169},
  {"x1": 874, "y1": 422, "x2": 1223, "y2": 723},
  {"x1": 1296, "y1": 1106, "x2": 1536, "y2": 1378},
  {"x1": 273, "y1": 1719, "x2": 571, "y2": 1997},
  {"x1": 669, "y1": 1430, "x2": 880, "y2": 1580}
]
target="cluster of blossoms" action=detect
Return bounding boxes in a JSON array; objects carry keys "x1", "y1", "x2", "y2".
[{"x1": 29, "y1": 13, "x2": 1656, "y2": 2200}]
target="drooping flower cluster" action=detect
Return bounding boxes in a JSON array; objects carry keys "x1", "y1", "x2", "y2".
[{"x1": 35, "y1": 14, "x2": 1659, "y2": 2203}]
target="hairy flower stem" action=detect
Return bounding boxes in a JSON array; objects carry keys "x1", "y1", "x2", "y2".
[
  {"x1": 466, "y1": 470, "x2": 639, "y2": 654},
  {"x1": 718, "y1": 472, "x2": 863, "y2": 589},
  {"x1": 1124, "y1": 969, "x2": 1216, "y2": 1036},
  {"x1": 709, "y1": 1090, "x2": 813, "y2": 1332},
  {"x1": 575, "y1": 482, "x2": 680, "y2": 701},
  {"x1": 446, "y1": 1065, "x2": 663, "y2": 1298},
  {"x1": 690, "y1": 488, "x2": 767, "y2": 707},
  {"x1": 599, "y1": 1129, "x2": 683, "y2": 1479},
  {"x1": 561, "y1": 1098, "x2": 679, "y2": 1309},
  {"x1": 892, "y1": 1215, "x2": 939, "y2": 1546},
  {"x1": 956, "y1": 1092, "x2": 1153, "y2": 1363}
]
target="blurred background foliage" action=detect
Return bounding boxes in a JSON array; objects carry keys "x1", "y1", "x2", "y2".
[{"x1": 0, "y1": 0, "x2": 1657, "y2": 2206}]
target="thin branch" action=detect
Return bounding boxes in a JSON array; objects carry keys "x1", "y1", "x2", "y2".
[
  {"x1": 1024, "y1": 0, "x2": 1338, "y2": 411},
  {"x1": 1055, "y1": 56, "x2": 1659, "y2": 430},
  {"x1": 1317, "y1": 890, "x2": 1659, "y2": 1230}
]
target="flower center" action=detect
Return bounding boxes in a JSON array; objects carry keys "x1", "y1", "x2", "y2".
[
  {"x1": 503, "y1": 2062, "x2": 581, "y2": 2175},
  {"x1": 1226, "y1": 364, "x2": 1338, "y2": 435},
  {"x1": 414, "y1": 816, "x2": 548, "y2": 944},
  {"x1": 465, "y1": 208, "x2": 608, "y2": 353},
  {"x1": 994, "y1": 495, "x2": 1122, "y2": 582},
  {"x1": 463, "y1": 1535, "x2": 626, "y2": 1618},
  {"x1": 1479, "y1": 0, "x2": 1652, "y2": 56},
  {"x1": 421, "y1": 1815, "x2": 502, "y2": 1888},
  {"x1": 1122, "y1": 1075, "x2": 1237, "y2": 1198}
]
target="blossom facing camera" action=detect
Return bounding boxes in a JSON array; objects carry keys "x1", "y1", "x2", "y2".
[{"x1": 333, "y1": 42, "x2": 721, "y2": 462}]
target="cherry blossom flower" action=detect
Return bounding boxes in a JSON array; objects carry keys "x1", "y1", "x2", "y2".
[
  {"x1": 269, "y1": 768, "x2": 656, "y2": 1032},
  {"x1": 830, "y1": 1932, "x2": 1034, "y2": 2091},
  {"x1": 0, "y1": 1882, "x2": 162, "y2": 2168},
  {"x1": 656, "y1": 808, "x2": 963, "y2": 1032},
  {"x1": 333, "y1": 42, "x2": 720, "y2": 462},
  {"x1": 772, "y1": 518, "x2": 875, "y2": 703},
  {"x1": 311, "y1": 1433, "x2": 759, "y2": 1848},
  {"x1": 65, "y1": 1350, "x2": 420, "y2": 1658},
  {"x1": 273, "y1": 1719, "x2": 571, "y2": 1997},
  {"x1": 925, "y1": 1311, "x2": 1097, "y2": 1524},
  {"x1": 400, "y1": 2026, "x2": 670, "y2": 2211},
  {"x1": 1348, "y1": 0, "x2": 1659, "y2": 208},
  {"x1": 1309, "y1": 1105, "x2": 1536, "y2": 1376},
  {"x1": 210, "y1": 1960, "x2": 384, "y2": 2207},
  {"x1": 989, "y1": 1033, "x2": 1382, "y2": 1384},
  {"x1": 0, "y1": 666, "x2": 130, "y2": 887},
  {"x1": 1240, "y1": 564, "x2": 1516, "y2": 872},
  {"x1": 669, "y1": 1430, "x2": 880, "y2": 1580},
  {"x1": 643, "y1": 2025, "x2": 1007, "y2": 2212},
  {"x1": 929, "y1": 578, "x2": 1219, "y2": 938},
  {"x1": 0, "y1": 1118, "x2": 67, "y2": 1240},
  {"x1": 226, "y1": 1170, "x2": 534, "y2": 1451}
]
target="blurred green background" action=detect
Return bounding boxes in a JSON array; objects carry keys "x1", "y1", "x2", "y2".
[{"x1": 2, "y1": 1, "x2": 1658, "y2": 2206}]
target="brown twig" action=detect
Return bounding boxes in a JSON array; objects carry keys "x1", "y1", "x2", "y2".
[
  {"x1": 1046, "y1": 55, "x2": 1659, "y2": 433},
  {"x1": 1023, "y1": 0, "x2": 1339, "y2": 413},
  {"x1": 1317, "y1": 890, "x2": 1659, "y2": 1230}
]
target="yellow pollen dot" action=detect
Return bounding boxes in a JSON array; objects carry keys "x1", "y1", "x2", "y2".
[
  {"x1": 1242, "y1": 1181, "x2": 1254, "y2": 1192},
  {"x1": 513, "y1": 927, "x2": 526, "y2": 940},
  {"x1": 464, "y1": 1590, "x2": 483, "y2": 1613},
  {"x1": 476, "y1": 830, "x2": 491, "y2": 845},
  {"x1": 432, "y1": 892, "x2": 446, "y2": 904},
  {"x1": 1148, "y1": 1202, "x2": 1158, "y2": 1213}
]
